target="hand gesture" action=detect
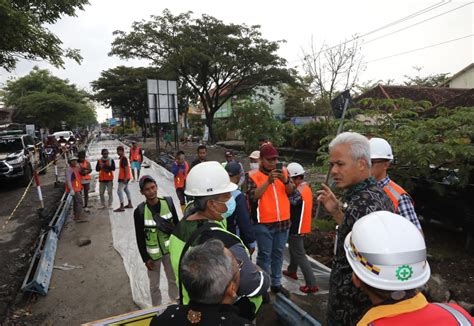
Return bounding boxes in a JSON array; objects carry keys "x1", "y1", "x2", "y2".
[{"x1": 316, "y1": 183, "x2": 340, "y2": 216}]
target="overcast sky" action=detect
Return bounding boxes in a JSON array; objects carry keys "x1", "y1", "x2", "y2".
[{"x1": 0, "y1": 0, "x2": 472, "y2": 121}]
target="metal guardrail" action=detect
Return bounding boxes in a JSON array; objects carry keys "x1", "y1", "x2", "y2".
[
  {"x1": 274, "y1": 293, "x2": 322, "y2": 326},
  {"x1": 21, "y1": 192, "x2": 72, "y2": 295}
]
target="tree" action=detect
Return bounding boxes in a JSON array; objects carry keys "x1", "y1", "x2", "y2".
[
  {"x1": 280, "y1": 75, "x2": 319, "y2": 117},
  {"x1": 227, "y1": 100, "x2": 284, "y2": 152},
  {"x1": 403, "y1": 66, "x2": 450, "y2": 87},
  {"x1": 110, "y1": 9, "x2": 292, "y2": 143},
  {"x1": 301, "y1": 38, "x2": 364, "y2": 114},
  {"x1": 3, "y1": 67, "x2": 96, "y2": 129},
  {"x1": 0, "y1": 0, "x2": 88, "y2": 71}
]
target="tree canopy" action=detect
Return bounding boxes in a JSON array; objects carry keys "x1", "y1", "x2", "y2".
[
  {"x1": 3, "y1": 67, "x2": 96, "y2": 129},
  {"x1": 109, "y1": 9, "x2": 292, "y2": 143},
  {"x1": 0, "y1": 0, "x2": 87, "y2": 71}
]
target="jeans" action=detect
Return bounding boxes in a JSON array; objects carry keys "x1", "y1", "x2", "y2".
[
  {"x1": 287, "y1": 234, "x2": 317, "y2": 287},
  {"x1": 99, "y1": 181, "x2": 113, "y2": 206},
  {"x1": 254, "y1": 224, "x2": 289, "y2": 287},
  {"x1": 117, "y1": 180, "x2": 131, "y2": 203}
]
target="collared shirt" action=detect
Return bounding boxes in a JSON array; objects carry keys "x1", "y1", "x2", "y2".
[
  {"x1": 246, "y1": 168, "x2": 291, "y2": 231},
  {"x1": 378, "y1": 176, "x2": 422, "y2": 231}
]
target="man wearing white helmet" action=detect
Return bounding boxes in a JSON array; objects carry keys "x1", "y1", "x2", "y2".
[
  {"x1": 316, "y1": 132, "x2": 394, "y2": 325},
  {"x1": 169, "y1": 161, "x2": 269, "y2": 321},
  {"x1": 345, "y1": 211, "x2": 473, "y2": 325},
  {"x1": 283, "y1": 162, "x2": 318, "y2": 294},
  {"x1": 369, "y1": 137, "x2": 422, "y2": 231}
]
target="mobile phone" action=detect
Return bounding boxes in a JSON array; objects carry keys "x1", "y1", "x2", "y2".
[{"x1": 275, "y1": 162, "x2": 283, "y2": 171}]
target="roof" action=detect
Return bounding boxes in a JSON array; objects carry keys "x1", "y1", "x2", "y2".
[
  {"x1": 440, "y1": 63, "x2": 474, "y2": 87},
  {"x1": 353, "y1": 85, "x2": 469, "y2": 107}
]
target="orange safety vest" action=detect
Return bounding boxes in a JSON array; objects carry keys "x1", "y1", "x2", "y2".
[
  {"x1": 174, "y1": 161, "x2": 189, "y2": 189},
  {"x1": 65, "y1": 167, "x2": 83, "y2": 193},
  {"x1": 80, "y1": 160, "x2": 91, "y2": 181},
  {"x1": 130, "y1": 146, "x2": 142, "y2": 162},
  {"x1": 359, "y1": 293, "x2": 474, "y2": 326},
  {"x1": 383, "y1": 180, "x2": 412, "y2": 212},
  {"x1": 118, "y1": 156, "x2": 131, "y2": 181},
  {"x1": 295, "y1": 182, "x2": 313, "y2": 234},
  {"x1": 98, "y1": 158, "x2": 114, "y2": 182},
  {"x1": 248, "y1": 168, "x2": 290, "y2": 224}
]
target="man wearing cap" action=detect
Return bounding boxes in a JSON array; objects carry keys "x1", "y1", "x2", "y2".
[
  {"x1": 129, "y1": 141, "x2": 143, "y2": 182},
  {"x1": 189, "y1": 145, "x2": 207, "y2": 170},
  {"x1": 283, "y1": 162, "x2": 318, "y2": 294},
  {"x1": 96, "y1": 148, "x2": 115, "y2": 209},
  {"x1": 65, "y1": 156, "x2": 85, "y2": 222},
  {"x1": 247, "y1": 144, "x2": 295, "y2": 297},
  {"x1": 223, "y1": 151, "x2": 245, "y2": 186},
  {"x1": 316, "y1": 132, "x2": 394, "y2": 325},
  {"x1": 345, "y1": 211, "x2": 473, "y2": 325},
  {"x1": 225, "y1": 161, "x2": 257, "y2": 254},
  {"x1": 369, "y1": 137, "x2": 422, "y2": 231},
  {"x1": 134, "y1": 175, "x2": 179, "y2": 306}
]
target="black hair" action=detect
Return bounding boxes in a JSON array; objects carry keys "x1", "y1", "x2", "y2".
[
  {"x1": 117, "y1": 146, "x2": 124, "y2": 151},
  {"x1": 197, "y1": 145, "x2": 207, "y2": 152},
  {"x1": 177, "y1": 150, "x2": 185, "y2": 156},
  {"x1": 101, "y1": 148, "x2": 109, "y2": 154}
]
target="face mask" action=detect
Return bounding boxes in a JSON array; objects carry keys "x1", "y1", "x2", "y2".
[
  {"x1": 250, "y1": 163, "x2": 259, "y2": 170},
  {"x1": 218, "y1": 196, "x2": 236, "y2": 219}
]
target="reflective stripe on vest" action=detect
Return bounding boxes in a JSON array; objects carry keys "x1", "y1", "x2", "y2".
[
  {"x1": 297, "y1": 182, "x2": 313, "y2": 234},
  {"x1": 144, "y1": 199, "x2": 172, "y2": 261},
  {"x1": 80, "y1": 160, "x2": 91, "y2": 180},
  {"x1": 433, "y1": 303, "x2": 472, "y2": 326},
  {"x1": 98, "y1": 159, "x2": 114, "y2": 181},
  {"x1": 65, "y1": 168, "x2": 82, "y2": 193},
  {"x1": 249, "y1": 169, "x2": 290, "y2": 224},
  {"x1": 174, "y1": 161, "x2": 189, "y2": 189},
  {"x1": 383, "y1": 180, "x2": 408, "y2": 212},
  {"x1": 118, "y1": 156, "x2": 131, "y2": 181},
  {"x1": 130, "y1": 147, "x2": 141, "y2": 162}
]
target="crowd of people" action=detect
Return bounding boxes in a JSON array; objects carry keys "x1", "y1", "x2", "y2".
[{"x1": 64, "y1": 132, "x2": 473, "y2": 325}]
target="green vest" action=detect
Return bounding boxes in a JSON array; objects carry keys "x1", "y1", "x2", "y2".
[
  {"x1": 144, "y1": 198, "x2": 173, "y2": 260},
  {"x1": 169, "y1": 219, "x2": 263, "y2": 314}
]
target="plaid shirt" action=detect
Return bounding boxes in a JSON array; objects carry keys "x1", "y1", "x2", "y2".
[
  {"x1": 246, "y1": 168, "x2": 291, "y2": 232},
  {"x1": 378, "y1": 176, "x2": 422, "y2": 231}
]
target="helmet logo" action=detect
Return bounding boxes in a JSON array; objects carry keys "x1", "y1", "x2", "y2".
[{"x1": 396, "y1": 265, "x2": 413, "y2": 281}]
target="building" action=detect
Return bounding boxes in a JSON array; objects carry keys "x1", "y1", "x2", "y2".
[{"x1": 441, "y1": 63, "x2": 474, "y2": 89}]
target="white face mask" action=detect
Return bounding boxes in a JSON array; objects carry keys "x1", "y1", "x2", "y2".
[{"x1": 250, "y1": 163, "x2": 259, "y2": 170}]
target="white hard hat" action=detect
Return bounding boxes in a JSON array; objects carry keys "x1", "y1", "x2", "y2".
[
  {"x1": 249, "y1": 150, "x2": 260, "y2": 159},
  {"x1": 344, "y1": 211, "x2": 430, "y2": 291},
  {"x1": 287, "y1": 162, "x2": 305, "y2": 177},
  {"x1": 185, "y1": 161, "x2": 237, "y2": 196},
  {"x1": 369, "y1": 137, "x2": 393, "y2": 160}
]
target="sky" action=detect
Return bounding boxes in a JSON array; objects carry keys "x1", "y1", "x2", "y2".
[{"x1": 0, "y1": 0, "x2": 473, "y2": 122}]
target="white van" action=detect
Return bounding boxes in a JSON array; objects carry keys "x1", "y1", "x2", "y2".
[{"x1": 53, "y1": 131, "x2": 74, "y2": 140}]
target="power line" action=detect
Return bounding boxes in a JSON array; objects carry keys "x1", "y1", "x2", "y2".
[
  {"x1": 363, "y1": 1, "x2": 473, "y2": 45},
  {"x1": 367, "y1": 34, "x2": 473, "y2": 63}
]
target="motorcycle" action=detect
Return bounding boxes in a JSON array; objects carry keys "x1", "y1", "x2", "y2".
[
  {"x1": 68, "y1": 140, "x2": 77, "y2": 155},
  {"x1": 44, "y1": 145, "x2": 56, "y2": 163}
]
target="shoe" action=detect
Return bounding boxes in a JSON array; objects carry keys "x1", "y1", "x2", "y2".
[
  {"x1": 114, "y1": 206, "x2": 125, "y2": 212},
  {"x1": 271, "y1": 285, "x2": 290, "y2": 298},
  {"x1": 125, "y1": 203, "x2": 133, "y2": 209},
  {"x1": 101, "y1": 205, "x2": 107, "y2": 209},
  {"x1": 283, "y1": 270, "x2": 298, "y2": 280},
  {"x1": 299, "y1": 285, "x2": 319, "y2": 294},
  {"x1": 84, "y1": 207, "x2": 90, "y2": 213}
]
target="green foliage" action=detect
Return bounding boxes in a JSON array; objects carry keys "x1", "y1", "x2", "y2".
[
  {"x1": 212, "y1": 119, "x2": 228, "y2": 142},
  {"x1": 112, "y1": 126, "x2": 136, "y2": 135},
  {"x1": 0, "y1": 0, "x2": 88, "y2": 71},
  {"x1": 314, "y1": 218, "x2": 337, "y2": 232},
  {"x1": 318, "y1": 98, "x2": 474, "y2": 193},
  {"x1": 403, "y1": 66, "x2": 450, "y2": 87},
  {"x1": 110, "y1": 9, "x2": 292, "y2": 143},
  {"x1": 228, "y1": 100, "x2": 284, "y2": 151},
  {"x1": 3, "y1": 67, "x2": 96, "y2": 129}
]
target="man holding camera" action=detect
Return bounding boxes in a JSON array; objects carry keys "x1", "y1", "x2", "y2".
[{"x1": 247, "y1": 144, "x2": 295, "y2": 297}]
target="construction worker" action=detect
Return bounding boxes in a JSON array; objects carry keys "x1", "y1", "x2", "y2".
[
  {"x1": 225, "y1": 161, "x2": 256, "y2": 254},
  {"x1": 65, "y1": 156, "x2": 85, "y2": 222},
  {"x1": 114, "y1": 146, "x2": 133, "y2": 212},
  {"x1": 345, "y1": 211, "x2": 473, "y2": 325},
  {"x1": 189, "y1": 144, "x2": 207, "y2": 170},
  {"x1": 283, "y1": 163, "x2": 318, "y2": 294},
  {"x1": 171, "y1": 151, "x2": 189, "y2": 211},
  {"x1": 223, "y1": 151, "x2": 245, "y2": 186},
  {"x1": 316, "y1": 132, "x2": 394, "y2": 325},
  {"x1": 369, "y1": 137, "x2": 422, "y2": 231},
  {"x1": 95, "y1": 148, "x2": 115, "y2": 209},
  {"x1": 129, "y1": 140, "x2": 143, "y2": 182},
  {"x1": 169, "y1": 161, "x2": 269, "y2": 321},
  {"x1": 151, "y1": 239, "x2": 249, "y2": 325},
  {"x1": 247, "y1": 144, "x2": 295, "y2": 298},
  {"x1": 133, "y1": 175, "x2": 179, "y2": 306},
  {"x1": 248, "y1": 150, "x2": 260, "y2": 171},
  {"x1": 77, "y1": 150, "x2": 92, "y2": 213}
]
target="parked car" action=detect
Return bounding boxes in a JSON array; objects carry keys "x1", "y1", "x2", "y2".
[{"x1": 0, "y1": 131, "x2": 46, "y2": 187}]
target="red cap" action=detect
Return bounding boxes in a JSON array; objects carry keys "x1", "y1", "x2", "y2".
[{"x1": 260, "y1": 144, "x2": 279, "y2": 159}]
